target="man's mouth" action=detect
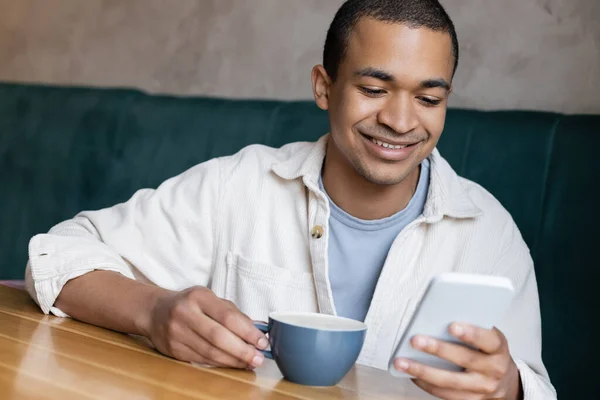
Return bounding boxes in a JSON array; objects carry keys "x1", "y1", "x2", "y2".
[{"x1": 361, "y1": 133, "x2": 418, "y2": 149}]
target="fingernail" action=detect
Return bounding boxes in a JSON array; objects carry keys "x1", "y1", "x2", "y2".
[
  {"x1": 452, "y1": 323, "x2": 465, "y2": 337},
  {"x1": 415, "y1": 336, "x2": 427, "y2": 349},
  {"x1": 396, "y1": 359, "x2": 410, "y2": 371},
  {"x1": 252, "y1": 354, "x2": 264, "y2": 367},
  {"x1": 257, "y1": 337, "x2": 269, "y2": 350}
]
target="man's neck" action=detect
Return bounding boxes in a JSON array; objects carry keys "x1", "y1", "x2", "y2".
[{"x1": 321, "y1": 140, "x2": 421, "y2": 220}]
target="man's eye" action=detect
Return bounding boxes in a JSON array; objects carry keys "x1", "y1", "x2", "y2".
[
  {"x1": 359, "y1": 87, "x2": 386, "y2": 97},
  {"x1": 418, "y1": 97, "x2": 442, "y2": 107}
]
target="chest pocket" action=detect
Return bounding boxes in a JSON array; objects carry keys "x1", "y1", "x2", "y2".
[{"x1": 224, "y1": 252, "x2": 319, "y2": 322}]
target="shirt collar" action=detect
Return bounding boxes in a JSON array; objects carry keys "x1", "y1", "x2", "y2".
[
  {"x1": 271, "y1": 135, "x2": 328, "y2": 182},
  {"x1": 271, "y1": 134, "x2": 482, "y2": 221}
]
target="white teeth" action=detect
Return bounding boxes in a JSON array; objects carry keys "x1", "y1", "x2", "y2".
[{"x1": 370, "y1": 137, "x2": 407, "y2": 149}]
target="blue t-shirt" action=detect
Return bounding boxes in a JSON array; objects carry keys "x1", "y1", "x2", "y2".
[{"x1": 319, "y1": 159, "x2": 430, "y2": 321}]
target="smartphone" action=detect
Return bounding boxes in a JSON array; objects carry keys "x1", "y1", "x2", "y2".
[{"x1": 388, "y1": 272, "x2": 515, "y2": 378}]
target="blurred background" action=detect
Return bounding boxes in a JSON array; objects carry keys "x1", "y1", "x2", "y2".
[{"x1": 1, "y1": 0, "x2": 599, "y2": 113}]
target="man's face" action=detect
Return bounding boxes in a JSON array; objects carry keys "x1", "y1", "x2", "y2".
[{"x1": 314, "y1": 18, "x2": 455, "y2": 185}]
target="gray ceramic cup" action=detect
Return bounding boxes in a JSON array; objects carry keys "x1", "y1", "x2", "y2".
[{"x1": 253, "y1": 311, "x2": 367, "y2": 387}]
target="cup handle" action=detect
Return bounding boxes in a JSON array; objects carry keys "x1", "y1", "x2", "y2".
[{"x1": 253, "y1": 322, "x2": 273, "y2": 360}]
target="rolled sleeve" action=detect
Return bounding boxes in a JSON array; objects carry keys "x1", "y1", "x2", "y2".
[{"x1": 28, "y1": 232, "x2": 136, "y2": 315}]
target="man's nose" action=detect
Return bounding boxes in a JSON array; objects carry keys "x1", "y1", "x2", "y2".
[{"x1": 377, "y1": 93, "x2": 419, "y2": 135}]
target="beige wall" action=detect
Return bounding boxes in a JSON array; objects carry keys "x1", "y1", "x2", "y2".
[{"x1": 0, "y1": 0, "x2": 599, "y2": 114}]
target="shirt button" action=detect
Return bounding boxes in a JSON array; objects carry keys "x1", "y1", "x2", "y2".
[{"x1": 311, "y1": 225, "x2": 324, "y2": 239}]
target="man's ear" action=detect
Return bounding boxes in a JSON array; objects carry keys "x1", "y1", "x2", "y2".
[{"x1": 311, "y1": 65, "x2": 332, "y2": 111}]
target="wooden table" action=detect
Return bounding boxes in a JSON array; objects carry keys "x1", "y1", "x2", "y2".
[{"x1": 0, "y1": 285, "x2": 434, "y2": 399}]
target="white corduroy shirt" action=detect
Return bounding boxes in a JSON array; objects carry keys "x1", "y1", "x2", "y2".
[{"x1": 26, "y1": 135, "x2": 556, "y2": 399}]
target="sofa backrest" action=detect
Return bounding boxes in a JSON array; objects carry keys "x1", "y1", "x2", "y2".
[{"x1": 1, "y1": 82, "x2": 598, "y2": 397}]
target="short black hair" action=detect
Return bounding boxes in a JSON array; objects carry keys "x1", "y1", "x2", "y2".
[{"x1": 323, "y1": 0, "x2": 459, "y2": 81}]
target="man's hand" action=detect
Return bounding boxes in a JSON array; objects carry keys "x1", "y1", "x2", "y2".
[
  {"x1": 393, "y1": 323, "x2": 523, "y2": 400},
  {"x1": 141, "y1": 286, "x2": 269, "y2": 369}
]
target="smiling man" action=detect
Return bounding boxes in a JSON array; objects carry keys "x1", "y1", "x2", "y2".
[{"x1": 25, "y1": 1, "x2": 555, "y2": 399}]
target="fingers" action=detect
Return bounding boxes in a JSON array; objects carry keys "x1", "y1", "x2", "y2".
[
  {"x1": 409, "y1": 334, "x2": 508, "y2": 377},
  {"x1": 154, "y1": 287, "x2": 269, "y2": 369},
  {"x1": 191, "y1": 312, "x2": 266, "y2": 368},
  {"x1": 394, "y1": 358, "x2": 495, "y2": 394},
  {"x1": 412, "y1": 379, "x2": 478, "y2": 400},
  {"x1": 198, "y1": 292, "x2": 269, "y2": 351},
  {"x1": 183, "y1": 290, "x2": 267, "y2": 368},
  {"x1": 169, "y1": 341, "x2": 244, "y2": 369},
  {"x1": 158, "y1": 308, "x2": 251, "y2": 369},
  {"x1": 395, "y1": 325, "x2": 517, "y2": 398},
  {"x1": 178, "y1": 325, "x2": 250, "y2": 369},
  {"x1": 449, "y1": 323, "x2": 505, "y2": 354}
]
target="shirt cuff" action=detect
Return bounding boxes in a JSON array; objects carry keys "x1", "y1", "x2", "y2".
[
  {"x1": 514, "y1": 358, "x2": 557, "y2": 400},
  {"x1": 32, "y1": 264, "x2": 135, "y2": 315},
  {"x1": 28, "y1": 234, "x2": 136, "y2": 315}
]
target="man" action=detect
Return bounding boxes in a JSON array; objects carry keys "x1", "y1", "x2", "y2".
[{"x1": 25, "y1": 1, "x2": 556, "y2": 399}]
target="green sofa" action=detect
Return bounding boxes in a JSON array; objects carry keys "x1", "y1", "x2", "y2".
[{"x1": 1, "y1": 82, "x2": 597, "y2": 397}]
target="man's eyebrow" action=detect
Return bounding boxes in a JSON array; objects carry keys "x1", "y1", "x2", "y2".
[
  {"x1": 355, "y1": 69, "x2": 451, "y2": 91},
  {"x1": 354, "y1": 68, "x2": 395, "y2": 82},
  {"x1": 420, "y1": 78, "x2": 451, "y2": 91}
]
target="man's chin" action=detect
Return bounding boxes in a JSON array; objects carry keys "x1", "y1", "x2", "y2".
[
  {"x1": 353, "y1": 156, "x2": 423, "y2": 186},
  {"x1": 358, "y1": 169, "x2": 412, "y2": 186}
]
